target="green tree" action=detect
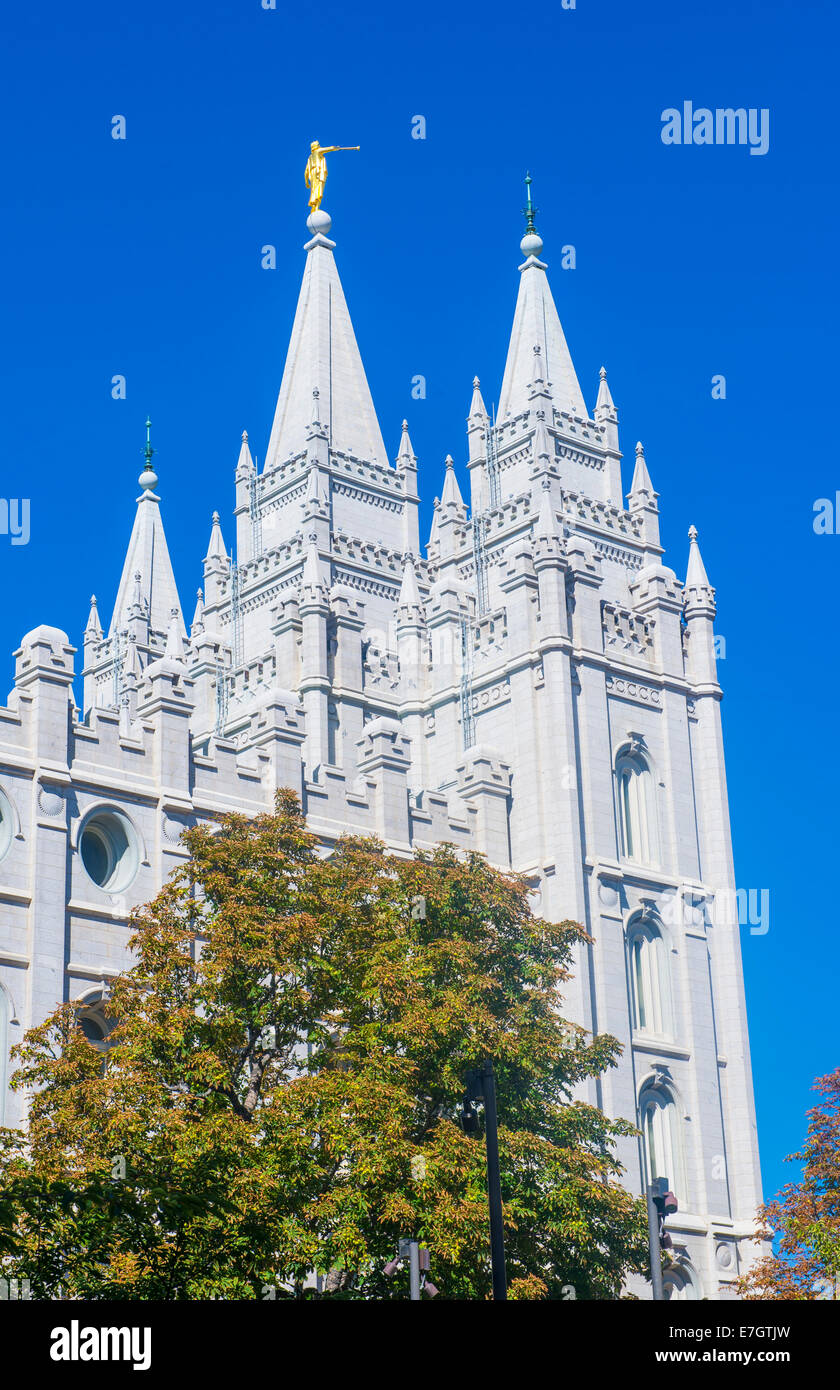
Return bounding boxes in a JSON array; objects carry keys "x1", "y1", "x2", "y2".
[
  {"x1": 739, "y1": 1068, "x2": 840, "y2": 1300},
  {"x1": 0, "y1": 791, "x2": 648, "y2": 1299}
]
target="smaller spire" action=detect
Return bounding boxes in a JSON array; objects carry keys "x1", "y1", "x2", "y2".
[
  {"x1": 235, "y1": 430, "x2": 255, "y2": 479},
  {"x1": 205, "y1": 511, "x2": 227, "y2": 562},
  {"x1": 300, "y1": 539, "x2": 327, "y2": 596},
  {"x1": 395, "y1": 419, "x2": 417, "y2": 469},
  {"x1": 531, "y1": 407, "x2": 553, "y2": 472},
  {"x1": 164, "y1": 608, "x2": 186, "y2": 664},
  {"x1": 128, "y1": 569, "x2": 146, "y2": 619},
  {"x1": 595, "y1": 366, "x2": 618, "y2": 422},
  {"x1": 440, "y1": 454, "x2": 465, "y2": 510},
  {"x1": 528, "y1": 344, "x2": 550, "y2": 400},
  {"x1": 307, "y1": 387, "x2": 328, "y2": 440},
  {"x1": 85, "y1": 594, "x2": 102, "y2": 639},
  {"x1": 630, "y1": 440, "x2": 656, "y2": 499},
  {"x1": 468, "y1": 376, "x2": 488, "y2": 423},
  {"x1": 138, "y1": 416, "x2": 158, "y2": 492},
  {"x1": 535, "y1": 477, "x2": 560, "y2": 538},
  {"x1": 396, "y1": 555, "x2": 424, "y2": 623},
  {"x1": 305, "y1": 465, "x2": 321, "y2": 509},
  {"x1": 191, "y1": 587, "x2": 205, "y2": 636},
  {"x1": 686, "y1": 524, "x2": 711, "y2": 589},
  {"x1": 123, "y1": 632, "x2": 142, "y2": 681}
]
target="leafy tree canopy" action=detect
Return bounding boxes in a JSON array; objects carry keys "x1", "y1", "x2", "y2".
[
  {"x1": 0, "y1": 791, "x2": 648, "y2": 1300},
  {"x1": 739, "y1": 1068, "x2": 840, "y2": 1300}
]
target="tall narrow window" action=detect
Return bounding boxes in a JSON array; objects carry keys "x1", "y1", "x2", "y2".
[
  {"x1": 616, "y1": 750, "x2": 658, "y2": 865},
  {"x1": 640, "y1": 1083, "x2": 685, "y2": 1206},
  {"x1": 629, "y1": 924, "x2": 673, "y2": 1037}
]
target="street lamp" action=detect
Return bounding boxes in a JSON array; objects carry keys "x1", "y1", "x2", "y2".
[
  {"x1": 462, "y1": 1059, "x2": 507, "y2": 1301},
  {"x1": 646, "y1": 1176, "x2": 678, "y2": 1300}
]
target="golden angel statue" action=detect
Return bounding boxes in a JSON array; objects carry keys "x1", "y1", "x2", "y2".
[{"x1": 304, "y1": 141, "x2": 360, "y2": 212}]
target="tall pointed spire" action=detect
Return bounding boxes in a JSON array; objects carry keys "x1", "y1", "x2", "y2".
[
  {"x1": 109, "y1": 419, "x2": 183, "y2": 637},
  {"x1": 498, "y1": 176, "x2": 586, "y2": 421},
  {"x1": 264, "y1": 208, "x2": 388, "y2": 470}
]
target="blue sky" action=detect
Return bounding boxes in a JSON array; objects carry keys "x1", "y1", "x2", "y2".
[{"x1": 0, "y1": 0, "x2": 836, "y2": 1204}]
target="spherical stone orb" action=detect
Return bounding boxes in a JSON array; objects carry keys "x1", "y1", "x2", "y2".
[
  {"x1": 520, "y1": 231, "x2": 544, "y2": 259},
  {"x1": 306, "y1": 209, "x2": 332, "y2": 237},
  {"x1": 138, "y1": 468, "x2": 159, "y2": 491}
]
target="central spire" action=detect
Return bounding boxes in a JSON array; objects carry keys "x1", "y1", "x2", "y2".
[
  {"x1": 498, "y1": 175, "x2": 586, "y2": 422},
  {"x1": 264, "y1": 206, "x2": 389, "y2": 472}
]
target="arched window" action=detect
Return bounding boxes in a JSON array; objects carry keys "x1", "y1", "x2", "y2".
[
  {"x1": 640, "y1": 1081, "x2": 686, "y2": 1206},
  {"x1": 75, "y1": 993, "x2": 115, "y2": 1059},
  {"x1": 616, "y1": 748, "x2": 658, "y2": 866},
  {"x1": 663, "y1": 1265, "x2": 700, "y2": 1300},
  {"x1": 628, "y1": 921, "x2": 673, "y2": 1037}
]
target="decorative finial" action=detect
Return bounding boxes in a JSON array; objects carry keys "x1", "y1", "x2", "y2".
[
  {"x1": 688, "y1": 524, "x2": 698, "y2": 542},
  {"x1": 541, "y1": 476, "x2": 551, "y2": 491},
  {"x1": 139, "y1": 416, "x2": 159, "y2": 491},
  {"x1": 520, "y1": 172, "x2": 544, "y2": 260},
  {"x1": 523, "y1": 173, "x2": 538, "y2": 234},
  {"x1": 600, "y1": 366, "x2": 607, "y2": 381},
  {"x1": 401, "y1": 418, "x2": 408, "y2": 431},
  {"x1": 636, "y1": 441, "x2": 645, "y2": 457},
  {"x1": 473, "y1": 375, "x2": 480, "y2": 388},
  {"x1": 445, "y1": 454, "x2": 454, "y2": 468},
  {"x1": 242, "y1": 429, "x2": 248, "y2": 441},
  {"x1": 212, "y1": 510, "x2": 220, "y2": 524}
]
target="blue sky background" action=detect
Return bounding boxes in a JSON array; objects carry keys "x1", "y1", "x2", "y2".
[{"x1": 0, "y1": 0, "x2": 836, "y2": 1204}]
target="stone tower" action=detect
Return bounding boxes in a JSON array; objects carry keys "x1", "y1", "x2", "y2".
[{"x1": 0, "y1": 189, "x2": 762, "y2": 1299}]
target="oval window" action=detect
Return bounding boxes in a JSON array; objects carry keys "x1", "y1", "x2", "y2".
[{"x1": 79, "y1": 809, "x2": 139, "y2": 893}]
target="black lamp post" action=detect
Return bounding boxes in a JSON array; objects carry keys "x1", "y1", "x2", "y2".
[{"x1": 463, "y1": 1059, "x2": 507, "y2": 1301}]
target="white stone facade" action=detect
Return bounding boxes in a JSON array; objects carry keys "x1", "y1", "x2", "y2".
[{"x1": 0, "y1": 202, "x2": 762, "y2": 1298}]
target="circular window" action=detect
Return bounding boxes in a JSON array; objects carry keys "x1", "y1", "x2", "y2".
[
  {"x1": 79, "y1": 809, "x2": 139, "y2": 893},
  {"x1": 0, "y1": 787, "x2": 15, "y2": 863}
]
